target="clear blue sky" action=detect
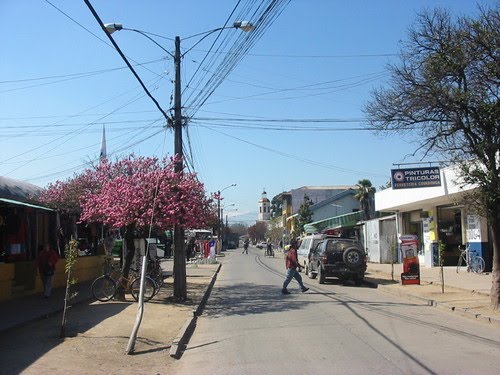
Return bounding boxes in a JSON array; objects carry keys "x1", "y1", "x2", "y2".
[{"x1": 0, "y1": 0, "x2": 491, "y2": 224}]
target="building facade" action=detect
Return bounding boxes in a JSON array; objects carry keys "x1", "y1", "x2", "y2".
[
  {"x1": 374, "y1": 165, "x2": 492, "y2": 269},
  {"x1": 257, "y1": 190, "x2": 271, "y2": 221}
]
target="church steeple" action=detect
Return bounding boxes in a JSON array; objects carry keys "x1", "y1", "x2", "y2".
[
  {"x1": 100, "y1": 124, "x2": 107, "y2": 162},
  {"x1": 258, "y1": 188, "x2": 271, "y2": 221}
]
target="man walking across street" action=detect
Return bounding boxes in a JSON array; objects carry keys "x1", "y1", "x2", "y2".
[{"x1": 281, "y1": 239, "x2": 309, "y2": 294}]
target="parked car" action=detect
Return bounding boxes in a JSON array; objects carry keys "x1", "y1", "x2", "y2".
[
  {"x1": 256, "y1": 241, "x2": 267, "y2": 249},
  {"x1": 297, "y1": 234, "x2": 328, "y2": 271},
  {"x1": 306, "y1": 238, "x2": 366, "y2": 284}
]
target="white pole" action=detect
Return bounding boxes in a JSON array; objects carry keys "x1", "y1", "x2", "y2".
[{"x1": 126, "y1": 254, "x2": 148, "y2": 354}]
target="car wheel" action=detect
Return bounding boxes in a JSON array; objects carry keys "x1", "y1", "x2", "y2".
[
  {"x1": 318, "y1": 266, "x2": 325, "y2": 284},
  {"x1": 307, "y1": 265, "x2": 317, "y2": 279},
  {"x1": 343, "y1": 248, "x2": 364, "y2": 268}
]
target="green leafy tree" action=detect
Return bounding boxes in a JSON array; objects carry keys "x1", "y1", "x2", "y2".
[
  {"x1": 270, "y1": 194, "x2": 284, "y2": 218},
  {"x1": 355, "y1": 179, "x2": 376, "y2": 221},
  {"x1": 266, "y1": 216, "x2": 283, "y2": 244},
  {"x1": 296, "y1": 194, "x2": 313, "y2": 235},
  {"x1": 364, "y1": 6, "x2": 500, "y2": 310}
]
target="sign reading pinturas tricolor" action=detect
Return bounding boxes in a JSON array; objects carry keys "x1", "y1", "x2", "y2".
[{"x1": 391, "y1": 167, "x2": 441, "y2": 189}]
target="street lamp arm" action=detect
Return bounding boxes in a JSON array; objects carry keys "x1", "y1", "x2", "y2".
[
  {"x1": 181, "y1": 22, "x2": 254, "y2": 57},
  {"x1": 220, "y1": 183, "x2": 237, "y2": 194},
  {"x1": 127, "y1": 28, "x2": 175, "y2": 59},
  {"x1": 84, "y1": 1, "x2": 170, "y2": 121}
]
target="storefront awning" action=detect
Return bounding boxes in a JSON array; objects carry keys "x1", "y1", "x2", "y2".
[
  {"x1": 0, "y1": 198, "x2": 55, "y2": 212},
  {"x1": 304, "y1": 211, "x2": 363, "y2": 234}
]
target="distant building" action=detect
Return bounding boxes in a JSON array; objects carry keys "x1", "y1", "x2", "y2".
[
  {"x1": 257, "y1": 189, "x2": 271, "y2": 221},
  {"x1": 279, "y1": 186, "x2": 358, "y2": 238}
]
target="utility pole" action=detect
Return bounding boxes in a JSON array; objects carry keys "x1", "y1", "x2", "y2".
[
  {"x1": 217, "y1": 190, "x2": 221, "y2": 250},
  {"x1": 173, "y1": 35, "x2": 187, "y2": 300}
]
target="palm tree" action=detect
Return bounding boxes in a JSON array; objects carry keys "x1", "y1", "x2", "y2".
[{"x1": 355, "y1": 179, "x2": 376, "y2": 221}]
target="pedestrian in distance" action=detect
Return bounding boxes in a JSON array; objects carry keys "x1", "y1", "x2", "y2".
[
  {"x1": 243, "y1": 238, "x2": 249, "y2": 254},
  {"x1": 266, "y1": 242, "x2": 274, "y2": 257},
  {"x1": 35, "y1": 243, "x2": 59, "y2": 298},
  {"x1": 186, "y1": 237, "x2": 196, "y2": 262},
  {"x1": 281, "y1": 238, "x2": 309, "y2": 294}
]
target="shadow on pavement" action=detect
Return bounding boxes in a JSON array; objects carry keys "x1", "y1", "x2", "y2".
[
  {"x1": 202, "y1": 282, "x2": 420, "y2": 318},
  {"x1": 0, "y1": 301, "x2": 130, "y2": 374}
]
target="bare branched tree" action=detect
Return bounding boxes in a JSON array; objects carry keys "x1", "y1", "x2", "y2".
[{"x1": 365, "y1": 6, "x2": 500, "y2": 310}]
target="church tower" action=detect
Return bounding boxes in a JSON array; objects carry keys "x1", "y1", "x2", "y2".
[{"x1": 258, "y1": 189, "x2": 271, "y2": 221}]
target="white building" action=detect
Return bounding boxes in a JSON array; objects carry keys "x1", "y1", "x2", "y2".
[
  {"x1": 257, "y1": 190, "x2": 271, "y2": 221},
  {"x1": 373, "y1": 165, "x2": 491, "y2": 269}
]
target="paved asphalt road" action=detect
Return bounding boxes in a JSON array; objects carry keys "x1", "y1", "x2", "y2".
[{"x1": 171, "y1": 246, "x2": 500, "y2": 375}]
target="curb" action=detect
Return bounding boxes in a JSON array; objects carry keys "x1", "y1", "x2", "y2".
[
  {"x1": 376, "y1": 283, "x2": 500, "y2": 328},
  {"x1": 169, "y1": 263, "x2": 222, "y2": 359}
]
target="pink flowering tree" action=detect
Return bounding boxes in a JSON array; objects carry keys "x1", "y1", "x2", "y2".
[
  {"x1": 38, "y1": 168, "x2": 102, "y2": 242},
  {"x1": 40, "y1": 155, "x2": 214, "y2": 299},
  {"x1": 39, "y1": 168, "x2": 101, "y2": 214}
]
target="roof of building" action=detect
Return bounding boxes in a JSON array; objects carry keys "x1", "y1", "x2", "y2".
[
  {"x1": 0, "y1": 176, "x2": 42, "y2": 203},
  {"x1": 309, "y1": 189, "x2": 356, "y2": 210},
  {"x1": 293, "y1": 185, "x2": 356, "y2": 191}
]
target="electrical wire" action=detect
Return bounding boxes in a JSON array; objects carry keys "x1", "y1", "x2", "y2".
[
  {"x1": 197, "y1": 123, "x2": 388, "y2": 178},
  {"x1": 0, "y1": 58, "x2": 167, "y2": 94}
]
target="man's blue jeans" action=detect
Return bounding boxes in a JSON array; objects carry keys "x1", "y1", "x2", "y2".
[{"x1": 283, "y1": 267, "x2": 305, "y2": 290}]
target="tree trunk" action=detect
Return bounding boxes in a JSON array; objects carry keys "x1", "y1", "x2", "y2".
[
  {"x1": 115, "y1": 224, "x2": 136, "y2": 300},
  {"x1": 490, "y1": 208, "x2": 500, "y2": 310}
]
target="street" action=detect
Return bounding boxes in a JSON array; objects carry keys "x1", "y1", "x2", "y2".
[{"x1": 171, "y1": 246, "x2": 500, "y2": 375}]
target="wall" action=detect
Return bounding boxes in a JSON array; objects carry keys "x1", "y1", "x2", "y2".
[
  {"x1": 365, "y1": 219, "x2": 380, "y2": 262},
  {"x1": 312, "y1": 195, "x2": 359, "y2": 222},
  {"x1": 1, "y1": 255, "x2": 104, "y2": 301},
  {"x1": 0, "y1": 263, "x2": 14, "y2": 300}
]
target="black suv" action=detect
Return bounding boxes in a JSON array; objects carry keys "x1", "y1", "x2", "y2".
[{"x1": 306, "y1": 238, "x2": 366, "y2": 284}]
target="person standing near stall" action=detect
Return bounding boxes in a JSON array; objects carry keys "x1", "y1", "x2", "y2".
[{"x1": 35, "y1": 243, "x2": 59, "y2": 298}]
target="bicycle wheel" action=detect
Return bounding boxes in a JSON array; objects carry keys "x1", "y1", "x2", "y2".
[
  {"x1": 470, "y1": 256, "x2": 485, "y2": 274},
  {"x1": 91, "y1": 275, "x2": 117, "y2": 302},
  {"x1": 130, "y1": 276, "x2": 156, "y2": 302}
]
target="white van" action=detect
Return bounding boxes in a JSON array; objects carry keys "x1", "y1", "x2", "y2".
[{"x1": 297, "y1": 234, "x2": 327, "y2": 271}]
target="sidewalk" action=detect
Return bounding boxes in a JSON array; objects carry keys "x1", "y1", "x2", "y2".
[
  {"x1": 3, "y1": 258, "x2": 497, "y2": 332},
  {"x1": 0, "y1": 258, "x2": 221, "y2": 374},
  {"x1": 0, "y1": 258, "x2": 216, "y2": 333},
  {"x1": 365, "y1": 262, "x2": 500, "y2": 327}
]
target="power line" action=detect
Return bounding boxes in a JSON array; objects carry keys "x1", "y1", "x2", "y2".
[
  {"x1": 198, "y1": 124, "x2": 388, "y2": 178},
  {"x1": 84, "y1": 0, "x2": 170, "y2": 122}
]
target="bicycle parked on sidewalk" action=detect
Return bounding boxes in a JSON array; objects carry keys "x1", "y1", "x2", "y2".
[
  {"x1": 456, "y1": 245, "x2": 485, "y2": 274},
  {"x1": 147, "y1": 255, "x2": 165, "y2": 295},
  {"x1": 91, "y1": 257, "x2": 156, "y2": 302}
]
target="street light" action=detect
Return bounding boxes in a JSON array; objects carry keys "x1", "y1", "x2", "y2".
[
  {"x1": 225, "y1": 208, "x2": 238, "y2": 250},
  {"x1": 216, "y1": 184, "x2": 236, "y2": 250},
  {"x1": 220, "y1": 203, "x2": 235, "y2": 250},
  {"x1": 99, "y1": 16, "x2": 251, "y2": 299}
]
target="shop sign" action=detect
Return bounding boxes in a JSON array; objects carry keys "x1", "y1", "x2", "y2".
[
  {"x1": 466, "y1": 215, "x2": 481, "y2": 242},
  {"x1": 400, "y1": 234, "x2": 420, "y2": 285},
  {"x1": 391, "y1": 167, "x2": 441, "y2": 189}
]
